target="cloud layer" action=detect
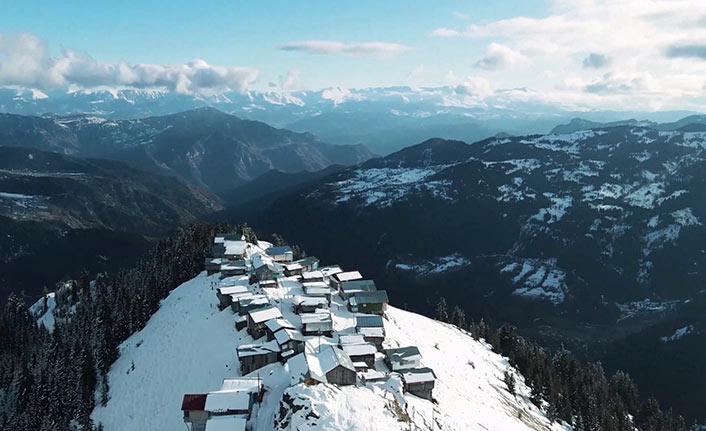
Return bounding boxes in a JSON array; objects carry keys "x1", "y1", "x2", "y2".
[
  {"x1": 432, "y1": 0, "x2": 706, "y2": 110},
  {"x1": 278, "y1": 40, "x2": 410, "y2": 58},
  {"x1": 0, "y1": 33, "x2": 258, "y2": 94}
]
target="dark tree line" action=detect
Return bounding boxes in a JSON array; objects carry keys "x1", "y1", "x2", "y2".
[
  {"x1": 0, "y1": 223, "x2": 234, "y2": 431},
  {"x1": 435, "y1": 297, "x2": 695, "y2": 431}
]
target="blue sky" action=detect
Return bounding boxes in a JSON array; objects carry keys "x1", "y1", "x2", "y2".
[
  {"x1": 0, "y1": 0, "x2": 548, "y2": 89},
  {"x1": 2, "y1": 0, "x2": 706, "y2": 111}
]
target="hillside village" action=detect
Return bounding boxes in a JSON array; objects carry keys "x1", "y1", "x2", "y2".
[{"x1": 183, "y1": 234, "x2": 437, "y2": 430}]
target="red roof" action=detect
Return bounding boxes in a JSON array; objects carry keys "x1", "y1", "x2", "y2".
[{"x1": 181, "y1": 394, "x2": 207, "y2": 411}]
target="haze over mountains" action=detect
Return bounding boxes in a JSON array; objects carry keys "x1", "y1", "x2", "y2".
[{"x1": 2, "y1": 86, "x2": 698, "y2": 155}]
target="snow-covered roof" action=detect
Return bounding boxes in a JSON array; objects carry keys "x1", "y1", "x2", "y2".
[
  {"x1": 300, "y1": 310, "x2": 332, "y2": 324},
  {"x1": 224, "y1": 240, "x2": 247, "y2": 256},
  {"x1": 264, "y1": 318, "x2": 295, "y2": 333},
  {"x1": 275, "y1": 328, "x2": 305, "y2": 345},
  {"x1": 219, "y1": 277, "x2": 247, "y2": 287},
  {"x1": 204, "y1": 391, "x2": 250, "y2": 413},
  {"x1": 285, "y1": 263, "x2": 303, "y2": 271},
  {"x1": 237, "y1": 295, "x2": 268, "y2": 307},
  {"x1": 286, "y1": 352, "x2": 309, "y2": 386},
  {"x1": 303, "y1": 285, "x2": 331, "y2": 296},
  {"x1": 204, "y1": 415, "x2": 247, "y2": 431},
  {"x1": 221, "y1": 262, "x2": 247, "y2": 270},
  {"x1": 294, "y1": 295, "x2": 329, "y2": 307},
  {"x1": 400, "y1": 367, "x2": 437, "y2": 384},
  {"x1": 333, "y1": 271, "x2": 362, "y2": 283},
  {"x1": 386, "y1": 346, "x2": 421, "y2": 362},
  {"x1": 219, "y1": 377, "x2": 261, "y2": 393},
  {"x1": 357, "y1": 326, "x2": 385, "y2": 338},
  {"x1": 248, "y1": 306, "x2": 282, "y2": 324},
  {"x1": 218, "y1": 285, "x2": 249, "y2": 296},
  {"x1": 303, "y1": 281, "x2": 329, "y2": 289},
  {"x1": 341, "y1": 342, "x2": 377, "y2": 357},
  {"x1": 339, "y1": 334, "x2": 367, "y2": 345},
  {"x1": 301, "y1": 270, "x2": 324, "y2": 280},
  {"x1": 319, "y1": 265, "x2": 343, "y2": 276},
  {"x1": 236, "y1": 340, "x2": 280, "y2": 357},
  {"x1": 295, "y1": 256, "x2": 320, "y2": 266},
  {"x1": 307, "y1": 346, "x2": 356, "y2": 383}
]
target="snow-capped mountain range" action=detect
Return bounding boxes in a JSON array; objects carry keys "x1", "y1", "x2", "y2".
[{"x1": 2, "y1": 86, "x2": 698, "y2": 155}]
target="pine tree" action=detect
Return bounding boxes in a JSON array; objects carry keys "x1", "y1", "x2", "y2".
[
  {"x1": 504, "y1": 370, "x2": 517, "y2": 397},
  {"x1": 450, "y1": 306, "x2": 467, "y2": 330},
  {"x1": 434, "y1": 297, "x2": 449, "y2": 322}
]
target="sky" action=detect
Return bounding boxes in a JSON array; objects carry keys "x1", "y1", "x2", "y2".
[{"x1": 2, "y1": 0, "x2": 706, "y2": 111}]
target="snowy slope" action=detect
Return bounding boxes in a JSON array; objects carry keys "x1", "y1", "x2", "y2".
[{"x1": 91, "y1": 254, "x2": 569, "y2": 430}]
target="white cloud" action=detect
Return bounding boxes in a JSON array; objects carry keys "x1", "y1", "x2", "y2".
[
  {"x1": 278, "y1": 69, "x2": 300, "y2": 91},
  {"x1": 0, "y1": 33, "x2": 258, "y2": 95},
  {"x1": 455, "y1": 76, "x2": 493, "y2": 100},
  {"x1": 475, "y1": 43, "x2": 529, "y2": 70},
  {"x1": 278, "y1": 40, "x2": 411, "y2": 58},
  {"x1": 430, "y1": 0, "x2": 706, "y2": 110}
]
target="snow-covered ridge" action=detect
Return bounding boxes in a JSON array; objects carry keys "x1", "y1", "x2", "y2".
[{"x1": 90, "y1": 240, "x2": 569, "y2": 431}]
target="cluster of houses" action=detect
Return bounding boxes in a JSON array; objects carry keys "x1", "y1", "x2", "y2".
[{"x1": 183, "y1": 233, "x2": 436, "y2": 430}]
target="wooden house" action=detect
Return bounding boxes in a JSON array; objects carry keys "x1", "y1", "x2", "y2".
[
  {"x1": 220, "y1": 260, "x2": 247, "y2": 277},
  {"x1": 216, "y1": 285, "x2": 249, "y2": 310},
  {"x1": 400, "y1": 367, "x2": 437, "y2": 400},
  {"x1": 237, "y1": 341, "x2": 281, "y2": 374},
  {"x1": 319, "y1": 265, "x2": 343, "y2": 279},
  {"x1": 182, "y1": 393, "x2": 208, "y2": 431},
  {"x1": 384, "y1": 346, "x2": 422, "y2": 371},
  {"x1": 228, "y1": 292, "x2": 255, "y2": 313},
  {"x1": 236, "y1": 295, "x2": 270, "y2": 316},
  {"x1": 301, "y1": 270, "x2": 324, "y2": 283},
  {"x1": 338, "y1": 279, "x2": 376, "y2": 300},
  {"x1": 204, "y1": 391, "x2": 251, "y2": 416},
  {"x1": 254, "y1": 262, "x2": 280, "y2": 282},
  {"x1": 348, "y1": 290, "x2": 388, "y2": 314},
  {"x1": 264, "y1": 318, "x2": 295, "y2": 341},
  {"x1": 293, "y1": 295, "x2": 329, "y2": 314},
  {"x1": 300, "y1": 310, "x2": 333, "y2": 336},
  {"x1": 303, "y1": 281, "x2": 332, "y2": 304},
  {"x1": 330, "y1": 270, "x2": 363, "y2": 292},
  {"x1": 246, "y1": 306, "x2": 283, "y2": 339},
  {"x1": 283, "y1": 263, "x2": 304, "y2": 277},
  {"x1": 258, "y1": 279, "x2": 277, "y2": 289},
  {"x1": 296, "y1": 256, "x2": 320, "y2": 272},
  {"x1": 339, "y1": 339, "x2": 377, "y2": 369},
  {"x1": 204, "y1": 416, "x2": 247, "y2": 431},
  {"x1": 234, "y1": 315, "x2": 247, "y2": 331},
  {"x1": 266, "y1": 246, "x2": 293, "y2": 262},
  {"x1": 274, "y1": 328, "x2": 306, "y2": 360},
  {"x1": 223, "y1": 240, "x2": 248, "y2": 260},
  {"x1": 287, "y1": 346, "x2": 356, "y2": 386},
  {"x1": 205, "y1": 258, "x2": 224, "y2": 275},
  {"x1": 355, "y1": 315, "x2": 385, "y2": 350}
]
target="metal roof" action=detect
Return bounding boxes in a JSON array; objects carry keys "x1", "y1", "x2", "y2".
[
  {"x1": 181, "y1": 393, "x2": 207, "y2": 411},
  {"x1": 385, "y1": 346, "x2": 421, "y2": 361},
  {"x1": 266, "y1": 246, "x2": 292, "y2": 255},
  {"x1": 355, "y1": 315, "x2": 384, "y2": 328},
  {"x1": 351, "y1": 290, "x2": 389, "y2": 304},
  {"x1": 340, "y1": 279, "x2": 376, "y2": 292}
]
